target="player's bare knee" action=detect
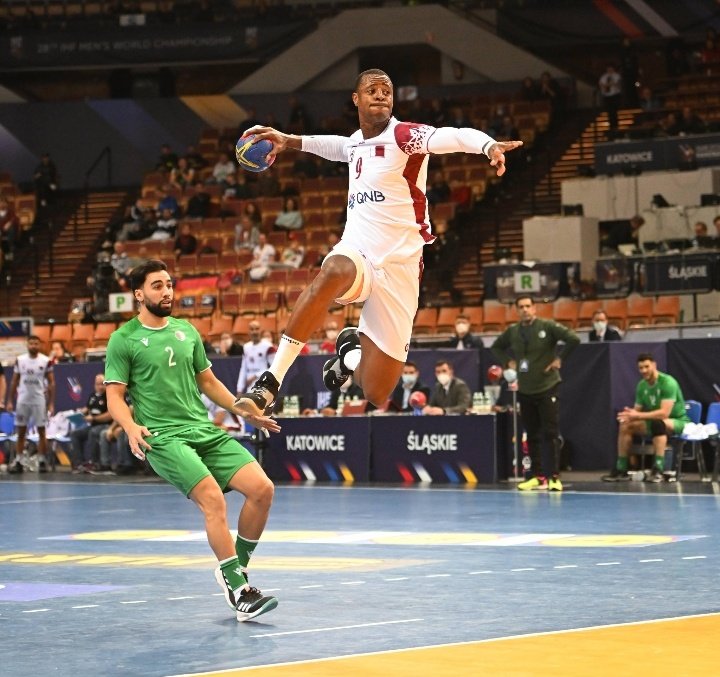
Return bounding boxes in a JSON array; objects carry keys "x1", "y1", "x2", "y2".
[
  {"x1": 252, "y1": 477, "x2": 274, "y2": 508},
  {"x1": 316, "y1": 257, "x2": 355, "y2": 295}
]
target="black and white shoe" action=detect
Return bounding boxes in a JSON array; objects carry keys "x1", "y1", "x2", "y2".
[
  {"x1": 645, "y1": 467, "x2": 664, "y2": 483},
  {"x1": 214, "y1": 566, "x2": 239, "y2": 609},
  {"x1": 234, "y1": 371, "x2": 280, "y2": 417},
  {"x1": 7, "y1": 459, "x2": 24, "y2": 474},
  {"x1": 601, "y1": 467, "x2": 631, "y2": 482},
  {"x1": 336, "y1": 326, "x2": 360, "y2": 371},
  {"x1": 235, "y1": 587, "x2": 278, "y2": 622},
  {"x1": 323, "y1": 357, "x2": 350, "y2": 391}
]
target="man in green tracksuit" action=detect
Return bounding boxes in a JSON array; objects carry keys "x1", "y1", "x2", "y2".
[{"x1": 491, "y1": 295, "x2": 580, "y2": 492}]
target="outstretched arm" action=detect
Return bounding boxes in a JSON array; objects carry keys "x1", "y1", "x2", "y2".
[
  {"x1": 428, "y1": 127, "x2": 523, "y2": 176},
  {"x1": 242, "y1": 125, "x2": 349, "y2": 163}
]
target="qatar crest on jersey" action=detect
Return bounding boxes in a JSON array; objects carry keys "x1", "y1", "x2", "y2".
[{"x1": 396, "y1": 122, "x2": 432, "y2": 155}]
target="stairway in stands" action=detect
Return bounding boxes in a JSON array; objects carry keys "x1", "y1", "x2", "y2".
[
  {"x1": 475, "y1": 107, "x2": 640, "y2": 274},
  {"x1": 15, "y1": 191, "x2": 127, "y2": 322}
]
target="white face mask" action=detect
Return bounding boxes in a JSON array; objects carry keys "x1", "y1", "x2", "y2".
[
  {"x1": 401, "y1": 374, "x2": 417, "y2": 386},
  {"x1": 593, "y1": 320, "x2": 608, "y2": 334},
  {"x1": 220, "y1": 338, "x2": 232, "y2": 351},
  {"x1": 325, "y1": 329, "x2": 338, "y2": 341},
  {"x1": 455, "y1": 322, "x2": 470, "y2": 335},
  {"x1": 436, "y1": 372, "x2": 452, "y2": 386}
]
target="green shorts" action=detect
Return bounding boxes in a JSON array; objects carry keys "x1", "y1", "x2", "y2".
[
  {"x1": 644, "y1": 418, "x2": 690, "y2": 436},
  {"x1": 146, "y1": 423, "x2": 256, "y2": 497}
]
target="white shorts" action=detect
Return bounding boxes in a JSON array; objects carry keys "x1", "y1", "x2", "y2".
[
  {"x1": 325, "y1": 243, "x2": 420, "y2": 363},
  {"x1": 15, "y1": 401, "x2": 48, "y2": 428}
]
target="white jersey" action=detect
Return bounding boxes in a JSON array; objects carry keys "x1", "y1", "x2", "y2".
[
  {"x1": 236, "y1": 340, "x2": 275, "y2": 392},
  {"x1": 303, "y1": 117, "x2": 496, "y2": 267},
  {"x1": 14, "y1": 352, "x2": 52, "y2": 405}
]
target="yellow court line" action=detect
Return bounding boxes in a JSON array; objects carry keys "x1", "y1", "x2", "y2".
[{"x1": 172, "y1": 613, "x2": 720, "y2": 677}]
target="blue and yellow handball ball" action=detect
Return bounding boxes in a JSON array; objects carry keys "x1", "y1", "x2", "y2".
[{"x1": 235, "y1": 133, "x2": 275, "y2": 172}]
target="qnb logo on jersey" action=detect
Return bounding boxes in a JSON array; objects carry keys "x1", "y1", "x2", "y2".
[{"x1": 348, "y1": 191, "x2": 386, "y2": 209}]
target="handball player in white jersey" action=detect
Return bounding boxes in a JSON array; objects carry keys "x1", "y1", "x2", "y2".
[{"x1": 235, "y1": 68, "x2": 522, "y2": 417}]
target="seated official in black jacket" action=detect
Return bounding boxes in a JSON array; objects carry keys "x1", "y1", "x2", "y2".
[
  {"x1": 424, "y1": 360, "x2": 472, "y2": 415},
  {"x1": 588, "y1": 309, "x2": 623, "y2": 342},
  {"x1": 390, "y1": 361, "x2": 432, "y2": 412},
  {"x1": 446, "y1": 314, "x2": 482, "y2": 349}
]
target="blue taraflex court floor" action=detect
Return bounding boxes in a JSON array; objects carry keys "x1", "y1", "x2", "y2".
[{"x1": 1, "y1": 477, "x2": 719, "y2": 676}]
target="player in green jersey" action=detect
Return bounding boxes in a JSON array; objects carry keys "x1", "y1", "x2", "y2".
[
  {"x1": 105, "y1": 259, "x2": 281, "y2": 622},
  {"x1": 603, "y1": 352, "x2": 690, "y2": 483}
]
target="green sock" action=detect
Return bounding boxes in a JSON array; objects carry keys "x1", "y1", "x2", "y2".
[
  {"x1": 654, "y1": 455, "x2": 665, "y2": 471},
  {"x1": 616, "y1": 457, "x2": 628, "y2": 471},
  {"x1": 235, "y1": 535, "x2": 258, "y2": 569},
  {"x1": 219, "y1": 556, "x2": 247, "y2": 594}
]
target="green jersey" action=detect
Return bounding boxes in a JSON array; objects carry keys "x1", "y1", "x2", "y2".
[
  {"x1": 635, "y1": 371, "x2": 688, "y2": 421},
  {"x1": 105, "y1": 316, "x2": 212, "y2": 432}
]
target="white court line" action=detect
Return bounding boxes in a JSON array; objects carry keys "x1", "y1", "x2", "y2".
[
  {"x1": 425, "y1": 573, "x2": 451, "y2": 578},
  {"x1": 383, "y1": 577, "x2": 408, "y2": 581},
  {"x1": 0, "y1": 489, "x2": 175, "y2": 506},
  {"x1": 639, "y1": 559, "x2": 664, "y2": 563},
  {"x1": 554, "y1": 565, "x2": 578, "y2": 569},
  {"x1": 167, "y1": 596, "x2": 196, "y2": 600},
  {"x1": 511, "y1": 568, "x2": 536, "y2": 572},
  {"x1": 682, "y1": 555, "x2": 707, "y2": 560},
  {"x1": 469, "y1": 570, "x2": 493, "y2": 574},
  {"x1": 22, "y1": 608, "x2": 50, "y2": 613},
  {"x1": 596, "y1": 561, "x2": 621, "y2": 566},
  {"x1": 72, "y1": 604, "x2": 99, "y2": 609},
  {"x1": 120, "y1": 600, "x2": 147, "y2": 605},
  {"x1": 339, "y1": 581, "x2": 364, "y2": 586},
  {"x1": 250, "y1": 618, "x2": 424, "y2": 638},
  {"x1": 166, "y1": 611, "x2": 720, "y2": 676},
  {"x1": 298, "y1": 584, "x2": 323, "y2": 589}
]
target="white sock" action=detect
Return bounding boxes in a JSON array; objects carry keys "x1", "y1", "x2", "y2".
[
  {"x1": 269, "y1": 334, "x2": 305, "y2": 383},
  {"x1": 343, "y1": 347, "x2": 361, "y2": 371}
]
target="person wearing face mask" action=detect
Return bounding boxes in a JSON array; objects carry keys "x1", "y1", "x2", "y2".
[
  {"x1": 236, "y1": 322, "x2": 275, "y2": 395},
  {"x1": 447, "y1": 314, "x2": 481, "y2": 350},
  {"x1": 390, "y1": 361, "x2": 431, "y2": 412},
  {"x1": 217, "y1": 331, "x2": 244, "y2": 357},
  {"x1": 320, "y1": 375, "x2": 372, "y2": 416},
  {"x1": 424, "y1": 360, "x2": 471, "y2": 416},
  {"x1": 588, "y1": 309, "x2": 623, "y2": 342},
  {"x1": 491, "y1": 295, "x2": 580, "y2": 492},
  {"x1": 319, "y1": 320, "x2": 340, "y2": 354}
]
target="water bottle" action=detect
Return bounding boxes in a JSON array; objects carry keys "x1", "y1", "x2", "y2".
[
  {"x1": 630, "y1": 470, "x2": 644, "y2": 481},
  {"x1": 337, "y1": 394, "x2": 345, "y2": 415},
  {"x1": 472, "y1": 392, "x2": 482, "y2": 414}
]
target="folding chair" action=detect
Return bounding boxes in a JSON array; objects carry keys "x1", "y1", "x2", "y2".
[
  {"x1": 706, "y1": 402, "x2": 720, "y2": 482},
  {"x1": 676, "y1": 400, "x2": 706, "y2": 481}
]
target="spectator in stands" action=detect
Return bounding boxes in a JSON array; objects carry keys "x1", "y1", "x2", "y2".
[
  {"x1": 447, "y1": 314, "x2": 481, "y2": 350},
  {"x1": 699, "y1": 27, "x2": 720, "y2": 72},
  {"x1": 273, "y1": 196, "x2": 303, "y2": 232},
  {"x1": 496, "y1": 115, "x2": 520, "y2": 141},
  {"x1": 148, "y1": 207, "x2": 177, "y2": 241},
  {"x1": 185, "y1": 181, "x2": 211, "y2": 219},
  {"x1": 714, "y1": 215, "x2": 720, "y2": 242},
  {"x1": 70, "y1": 372, "x2": 113, "y2": 472},
  {"x1": 428, "y1": 97, "x2": 449, "y2": 127},
  {"x1": 598, "y1": 63, "x2": 622, "y2": 136},
  {"x1": 243, "y1": 201, "x2": 263, "y2": 230},
  {"x1": 620, "y1": 37, "x2": 640, "y2": 107},
  {"x1": 318, "y1": 320, "x2": 339, "y2": 354},
  {"x1": 110, "y1": 240, "x2": 133, "y2": 279},
  {"x1": 49, "y1": 340, "x2": 74, "y2": 365},
  {"x1": 491, "y1": 295, "x2": 580, "y2": 492},
  {"x1": 638, "y1": 86, "x2": 661, "y2": 112},
  {"x1": 183, "y1": 144, "x2": 207, "y2": 170},
  {"x1": 676, "y1": 106, "x2": 706, "y2": 135},
  {"x1": 654, "y1": 111, "x2": 680, "y2": 137},
  {"x1": 234, "y1": 214, "x2": 261, "y2": 252},
  {"x1": 155, "y1": 144, "x2": 178, "y2": 173},
  {"x1": 7, "y1": 335, "x2": 54, "y2": 474},
  {"x1": 174, "y1": 222, "x2": 198, "y2": 257},
  {"x1": 538, "y1": 71, "x2": 561, "y2": 115},
  {"x1": 156, "y1": 186, "x2": 179, "y2": 218},
  {"x1": 691, "y1": 221, "x2": 709, "y2": 248},
  {"x1": 240, "y1": 107, "x2": 262, "y2": 136},
  {"x1": 287, "y1": 95, "x2": 312, "y2": 135},
  {"x1": 223, "y1": 172, "x2": 254, "y2": 202},
  {"x1": 209, "y1": 151, "x2": 236, "y2": 186},
  {"x1": 430, "y1": 219, "x2": 463, "y2": 304},
  {"x1": 519, "y1": 75, "x2": 540, "y2": 101},
  {"x1": 0, "y1": 196, "x2": 19, "y2": 262},
  {"x1": 279, "y1": 233, "x2": 305, "y2": 269},
  {"x1": 33, "y1": 152, "x2": 58, "y2": 209},
  {"x1": 588, "y1": 309, "x2": 623, "y2": 342},
  {"x1": 604, "y1": 214, "x2": 644, "y2": 252},
  {"x1": 236, "y1": 321, "x2": 275, "y2": 393},
  {"x1": 293, "y1": 154, "x2": 319, "y2": 179},
  {"x1": 390, "y1": 361, "x2": 431, "y2": 413},
  {"x1": 602, "y1": 352, "x2": 690, "y2": 483},
  {"x1": 168, "y1": 157, "x2": 195, "y2": 190},
  {"x1": 247, "y1": 233, "x2": 276, "y2": 281},
  {"x1": 449, "y1": 105, "x2": 472, "y2": 128},
  {"x1": 423, "y1": 359, "x2": 471, "y2": 416},
  {"x1": 217, "y1": 331, "x2": 243, "y2": 357},
  {"x1": 426, "y1": 171, "x2": 451, "y2": 206}
]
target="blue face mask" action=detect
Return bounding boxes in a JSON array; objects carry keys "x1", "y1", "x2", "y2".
[{"x1": 401, "y1": 374, "x2": 417, "y2": 386}]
